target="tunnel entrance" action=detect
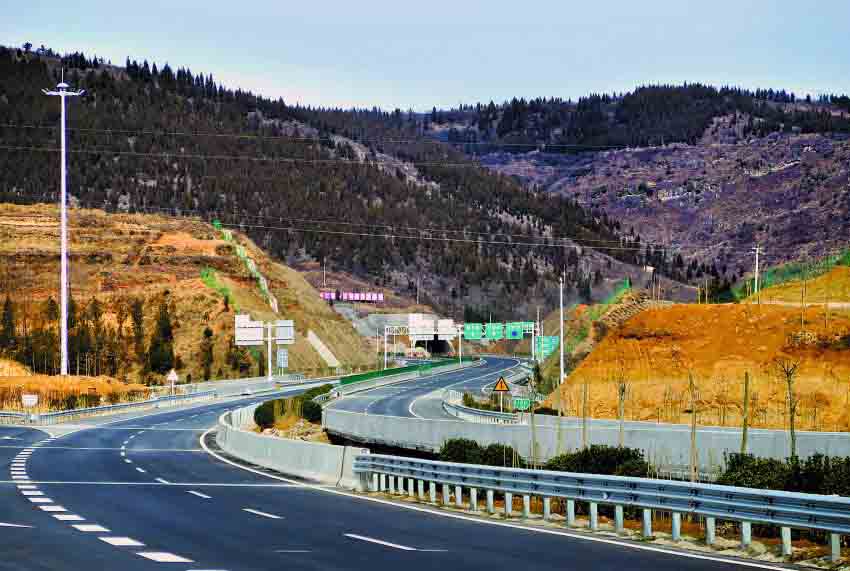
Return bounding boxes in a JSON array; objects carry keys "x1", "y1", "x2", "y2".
[{"x1": 415, "y1": 338, "x2": 452, "y2": 356}]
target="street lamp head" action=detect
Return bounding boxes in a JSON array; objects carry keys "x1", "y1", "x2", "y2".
[{"x1": 57, "y1": 81, "x2": 69, "y2": 90}]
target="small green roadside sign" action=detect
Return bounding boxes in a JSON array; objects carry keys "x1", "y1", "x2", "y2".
[{"x1": 513, "y1": 398, "x2": 531, "y2": 411}]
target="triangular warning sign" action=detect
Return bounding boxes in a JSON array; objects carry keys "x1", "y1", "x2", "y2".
[{"x1": 493, "y1": 377, "x2": 510, "y2": 392}]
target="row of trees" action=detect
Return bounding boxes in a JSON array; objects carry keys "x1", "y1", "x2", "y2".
[{"x1": 0, "y1": 292, "x2": 177, "y2": 382}]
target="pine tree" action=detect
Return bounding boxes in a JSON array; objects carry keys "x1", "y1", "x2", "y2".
[
  {"x1": 201, "y1": 326, "x2": 214, "y2": 381},
  {"x1": 147, "y1": 298, "x2": 174, "y2": 374},
  {"x1": 0, "y1": 295, "x2": 16, "y2": 350},
  {"x1": 131, "y1": 298, "x2": 145, "y2": 363}
]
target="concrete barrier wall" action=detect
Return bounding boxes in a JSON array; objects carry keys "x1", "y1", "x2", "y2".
[
  {"x1": 216, "y1": 404, "x2": 368, "y2": 489},
  {"x1": 324, "y1": 408, "x2": 850, "y2": 473}
]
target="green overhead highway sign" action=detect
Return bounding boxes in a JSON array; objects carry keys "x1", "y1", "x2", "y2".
[
  {"x1": 484, "y1": 323, "x2": 504, "y2": 340},
  {"x1": 463, "y1": 323, "x2": 483, "y2": 340},
  {"x1": 506, "y1": 322, "x2": 524, "y2": 340},
  {"x1": 536, "y1": 335, "x2": 559, "y2": 360}
]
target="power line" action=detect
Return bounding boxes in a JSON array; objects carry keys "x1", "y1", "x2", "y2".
[{"x1": 0, "y1": 122, "x2": 627, "y2": 150}]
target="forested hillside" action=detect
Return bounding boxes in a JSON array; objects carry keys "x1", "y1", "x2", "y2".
[
  {"x1": 429, "y1": 84, "x2": 850, "y2": 150},
  {"x1": 0, "y1": 45, "x2": 667, "y2": 319}
]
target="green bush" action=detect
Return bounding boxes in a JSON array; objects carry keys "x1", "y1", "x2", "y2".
[
  {"x1": 254, "y1": 400, "x2": 277, "y2": 429},
  {"x1": 545, "y1": 445, "x2": 649, "y2": 476},
  {"x1": 438, "y1": 438, "x2": 482, "y2": 464},
  {"x1": 301, "y1": 400, "x2": 322, "y2": 423},
  {"x1": 479, "y1": 443, "x2": 525, "y2": 468},
  {"x1": 533, "y1": 406, "x2": 559, "y2": 416},
  {"x1": 718, "y1": 453, "x2": 850, "y2": 496}
]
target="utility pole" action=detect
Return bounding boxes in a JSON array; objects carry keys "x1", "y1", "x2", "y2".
[
  {"x1": 559, "y1": 274, "x2": 565, "y2": 385},
  {"x1": 322, "y1": 258, "x2": 326, "y2": 288},
  {"x1": 43, "y1": 76, "x2": 84, "y2": 376},
  {"x1": 416, "y1": 277, "x2": 420, "y2": 305},
  {"x1": 752, "y1": 245, "x2": 762, "y2": 304}
]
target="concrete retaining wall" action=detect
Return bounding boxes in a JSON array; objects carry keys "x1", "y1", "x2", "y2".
[
  {"x1": 324, "y1": 408, "x2": 850, "y2": 473},
  {"x1": 216, "y1": 404, "x2": 369, "y2": 489}
]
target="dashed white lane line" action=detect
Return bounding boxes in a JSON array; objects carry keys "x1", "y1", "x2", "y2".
[
  {"x1": 99, "y1": 536, "x2": 145, "y2": 547},
  {"x1": 136, "y1": 552, "x2": 194, "y2": 563},
  {"x1": 39, "y1": 505, "x2": 67, "y2": 512},
  {"x1": 155, "y1": 478, "x2": 170, "y2": 484},
  {"x1": 21, "y1": 490, "x2": 44, "y2": 496},
  {"x1": 124, "y1": 459, "x2": 132, "y2": 464},
  {"x1": 187, "y1": 491, "x2": 211, "y2": 499},
  {"x1": 17, "y1": 484, "x2": 37, "y2": 489},
  {"x1": 120, "y1": 452, "x2": 125, "y2": 457},
  {"x1": 72, "y1": 524, "x2": 110, "y2": 532},
  {"x1": 135, "y1": 467, "x2": 146, "y2": 474},
  {"x1": 242, "y1": 508, "x2": 283, "y2": 520},
  {"x1": 344, "y1": 534, "x2": 416, "y2": 551},
  {"x1": 12, "y1": 476, "x2": 30, "y2": 480},
  {"x1": 28, "y1": 497, "x2": 52, "y2": 503},
  {"x1": 54, "y1": 514, "x2": 85, "y2": 521}
]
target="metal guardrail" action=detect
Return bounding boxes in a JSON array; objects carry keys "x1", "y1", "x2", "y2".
[
  {"x1": 1, "y1": 391, "x2": 215, "y2": 426},
  {"x1": 355, "y1": 454, "x2": 849, "y2": 562},
  {"x1": 442, "y1": 390, "x2": 520, "y2": 424}
]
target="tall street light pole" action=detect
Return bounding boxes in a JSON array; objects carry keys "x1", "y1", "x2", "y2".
[
  {"x1": 43, "y1": 79, "x2": 84, "y2": 376},
  {"x1": 559, "y1": 274, "x2": 565, "y2": 385}
]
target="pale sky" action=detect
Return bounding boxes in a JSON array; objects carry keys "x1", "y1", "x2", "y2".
[{"x1": 4, "y1": 0, "x2": 849, "y2": 110}]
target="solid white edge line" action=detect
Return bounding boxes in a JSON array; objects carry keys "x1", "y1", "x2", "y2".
[
  {"x1": 344, "y1": 533, "x2": 416, "y2": 551},
  {"x1": 242, "y1": 508, "x2": 282, "y2": 519},
  {"x1": 200, "y1": 426, "x2": 791, "y2": 571}
]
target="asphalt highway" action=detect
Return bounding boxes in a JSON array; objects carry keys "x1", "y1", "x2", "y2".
[
  {"x1": 326, "y1": 356, "x2": 522, "y2": 420},
  {"x1": 0, "y1": 368, "x2": 768, "y2": 570}
]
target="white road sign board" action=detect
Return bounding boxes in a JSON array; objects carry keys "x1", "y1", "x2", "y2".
[
  {"x1": 276, "y1": 348, "x2": 289, "y2": 369},
  {"x1": 166, "y1": 369, "x2": 179, "y2": 384},
  {"x1": 274, "y1": 320, "x2": 295, "y2": 345},
  {"x1": 235, "y1": 314, "x2": 265, "y2": 346}
]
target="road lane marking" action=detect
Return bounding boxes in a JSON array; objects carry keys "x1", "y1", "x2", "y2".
[
  {"x1": 242, "y1": 508, "x2": 282, "y2": 519},
  {"x1": 155, "y1": 478, "x2": 170, "y2": 484},
  {"x1": 124, "y1": 459, "x2": 132, "y2": 464},
  {"x1": 72, "y1": 524, "x2": 110, "y2": 532},
  {"x1": 54, "y1": 514, "x2": 85, "y2": 521},
  {"x1": 187, "y1": 491, "x2": 211, "y2": 499},
  {"x1": 344, "y1": 534, "x2": 416, "y2": 551},
  {"x1": 100, "y1": 536, "x2": 145, "y2": 547},
  {"x1": 17, "y1": 484, "x2": 37, "y2": 489},
  {"x1": 0, "y1": 522, "x2": 33, "y2": 528},
  {"x1": 275, "y1": 550, "x2": 312, "y2": 553},
  {"x1": 120, "y1": 452, "x2": 125, "y2": 457},
  {"x1": 28, "y1": 498, "x2": 52, "y2": 503},
  {"x1": 135, "y1": 467, "x2": 146, "y2": 473},
  {"x1": 136, "y1": 552, "x2": 194, "y2": 563},
  {"x1": 21, "y1": 490, "x2": 44, "y2": 496},
  {"x1": 39, "y1": 505, "x2": 67, "y2": 512}
]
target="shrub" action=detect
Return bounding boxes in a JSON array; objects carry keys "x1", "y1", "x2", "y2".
[
  {"x1": 479, "y1": 443, "x2": 525, "y2": 468},
  {"x1": 253, "y1": 400, "x2": 277, "y2": 429},
  {"x1": 533, "y1": 406, "x2": 559, "y2": 416},
  {"x1": 439, "y1": 438, "x2": 482, "y2": 464},
  {"x1": 301, "y1": 400, "x2": 322, "y2": 423},
  {"x1": 717, "y1": 454, "x2": 791, "y2": 490},
  {"x1": 545, "y1": 445, "x2": 649, "y2": 476}
]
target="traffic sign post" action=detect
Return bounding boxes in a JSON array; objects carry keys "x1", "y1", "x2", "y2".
[
  {"x1": 493, "y1": 376, "x2": 510, "y2": 412},
  {"x1": 167, "y1": 369, "x2": 179, "y2": 397},
  {"x1": 513, "y1": 397, "x2": 531, "y2": 411},
  {"x1": 235, "y1": 314, "x2": 296, "y2": 381}
]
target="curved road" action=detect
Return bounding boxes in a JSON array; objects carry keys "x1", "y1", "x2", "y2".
[
  {"x1": 327, "y1": 357, "x2": 521, "y2": 420},
  {"x1": 1, "y1": 374, "x2": 763, "y2": 570}
]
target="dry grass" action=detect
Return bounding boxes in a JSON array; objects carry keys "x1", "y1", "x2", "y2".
[
  {"x1": 548, "y1": 303, "x2": 850, "y2": 431},
  {"x1": 747, "y1": 266, "x2": 850, "y2": 304},
  {"x1": 0, "y1": 359, "x2": 31, "y2": 377},
  {"x1": 0, "y1": 375, "x2": 150, "y2": 412},
  {"x1": 0, "y1": 203, "x2": 372, "y2": 382}
]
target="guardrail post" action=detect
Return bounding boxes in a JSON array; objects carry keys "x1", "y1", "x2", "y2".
[
  {"x1": 741, "y1": 521, "x2": 752, "y2": 548},
  {"x1": 505, "y1": 492, "x2": 513, "y2": 518},
  {"x1": 455, "y1": 486, "x2": 463, "y2": 508},
  {"x1": 566, "y1": 499, "x2": 576, "y2": 527},
  {"x1": 614, "y1": 505, "x2": 624, "y2": 533},
  {"x1": 486, "y1": 490, "x2": 495, "y2": 514},
  {"x1": 418, "y1": 479, "x2": 425, "y2": 500},
  {"x1": 781, "y1": 527, "x2": 792, "y2": 557},
  {"x1": 408, "y1": 478, "x2": 415, "y2": 498},
  {"x1": 442, "y1": 484, "x2": 451, "y2": 506},
  {"x1": 379, "y1": 474, "x2": 387, "y2": 492},
  {"x1": 641, "y1": 509, "x2": 653, "y2": 538},
  {"x1": 705, "y1": 517, "x2": 716, "y2": 545},
  {"x1": 522, "y1": 495, "x2": 531, "y2": 519},
  {"x1": 672, "y1": 512, "x2": 682, "y2": 541},
  {"x1": 543, "y1": 497, "x2": 551, "y2": 521},
  {"x1": 829, "y1": 533, "x2": 841, "y2": 563},
  {"x1": 389, "y1": 476, "x2": 396, "y2": 494},
  {"x1": 470, "y1": 488, "x2": 478, "y2": 512},
  {"x1": 429, "y1": 482, "x2": 437, "y2": 504},
  {"x1": 371, "y1": 473, "x2": 379, "y2": 492},
  {"x1": 589, "y1": 502, "x2": 598, "y2": 531}
]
